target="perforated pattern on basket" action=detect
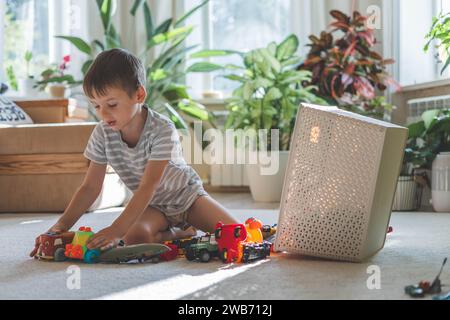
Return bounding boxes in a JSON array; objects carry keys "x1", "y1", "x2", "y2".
[{"x1": 275, "y1": 106, "x2": 385, "y2": 261}]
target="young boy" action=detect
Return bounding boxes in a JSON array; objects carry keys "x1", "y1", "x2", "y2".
[{"x1": 31, "y1": 48, "x2": 238, "y2": 254}]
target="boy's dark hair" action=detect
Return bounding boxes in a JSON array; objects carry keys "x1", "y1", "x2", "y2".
[{"x1": 83, "y1": 48, "x2": 146, "y2": 98}]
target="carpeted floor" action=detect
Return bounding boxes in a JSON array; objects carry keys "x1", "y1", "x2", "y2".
[{"x1": 0, "y1": 208, "x2": 449, "y2": 300}]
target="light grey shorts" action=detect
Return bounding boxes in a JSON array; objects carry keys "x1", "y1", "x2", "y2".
[{"x1": 151, "y1": 190, "x2": 209, "y2": 231}]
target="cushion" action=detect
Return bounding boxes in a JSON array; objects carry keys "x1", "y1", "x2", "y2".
[{"x1": 0, "y1": 96, "x2": 34, "y2": 127}]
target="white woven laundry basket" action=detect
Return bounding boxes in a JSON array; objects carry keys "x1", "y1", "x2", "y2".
[{"x1": 274, "y1": 104, "x2": 408, "y2": 262}]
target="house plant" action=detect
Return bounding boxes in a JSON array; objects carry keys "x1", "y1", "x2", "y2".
[
  {"x1": 5, "y1": 51, "x2": 38, "y2": 96},
  {"x1": 188, "y1": 34, "x2": 326, "y2": 201},
  {"x1": 299, "y1": 10, "x2": 399, "y2": 120},
  {"x1": 17, "y1": 50, "x2": 37, "y2": 96},
  {"x1": 35, "y1": 55, "x2": 80, "y2": 98},
  {"x1": 55, "y1": 0, "x2": 212, "y2": 130},
  {"x1": 424, "y1": 10, "x2": 450, "y2": 74},
  {"x1": 397, "y1": 109, "x2": 450, "y2": 212}
]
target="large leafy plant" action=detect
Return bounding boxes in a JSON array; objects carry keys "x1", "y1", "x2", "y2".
[
  {"x1": 188, "y1": 34, "x2": 326, "y2": 151},
  {"x1": 299, "y1": 10, "x2": 399, "y2": 119},
  {"x1": 403, "y1": 108, "x2": 450, "y2": 174},
  {"x1": 56, "y1": 0, "x2": 212, "y2": 129}
]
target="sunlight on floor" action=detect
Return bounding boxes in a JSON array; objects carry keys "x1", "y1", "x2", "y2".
[
  {"x1": 19, "y1": 220, "x2": 43, "y2": 225},
  {"x1": 96, "y1": 260, "x2": 268, "y2": 300}
]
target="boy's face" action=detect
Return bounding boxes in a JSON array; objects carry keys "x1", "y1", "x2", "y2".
[{"x1": 89, "y1": 86, "x2": 146, "y2": 131}]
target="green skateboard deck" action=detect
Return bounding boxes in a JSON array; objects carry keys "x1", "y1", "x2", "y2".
[{"x1": 98, "y1": 243, "x2": 170, "y2": 264}]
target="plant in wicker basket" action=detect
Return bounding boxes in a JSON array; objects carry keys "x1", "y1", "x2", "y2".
[{"x1": 299, "y1": 10, "x2": 400, "y2": 119}]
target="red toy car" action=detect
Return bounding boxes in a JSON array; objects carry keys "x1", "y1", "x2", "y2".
[
  {"x1": 214, "y1": 222, "x2": 247, "y2": 263},
  {"x1": 159, "y1": 243, "x2": 178, "y2": 261},
  {"x1": 30, "y1": 232, "x2": 75, "y2": 261}
]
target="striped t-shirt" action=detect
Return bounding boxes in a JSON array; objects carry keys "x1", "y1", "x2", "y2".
[{"x1": 83, "y1": 106, "x2": 207, "y2": 216}]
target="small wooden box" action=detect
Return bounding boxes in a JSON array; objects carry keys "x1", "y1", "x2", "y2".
[
  {"x1": 0, "y1": 99, "x2": 126, "y2": 213},
  {"x1": 14, "y1": 99, "x2": 69, "y2": 123}
]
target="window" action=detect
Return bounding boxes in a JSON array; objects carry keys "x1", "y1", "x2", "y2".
[
  {"x1": 184, "y1": 0, "x2": 292, "y2": 98},
  {"x1": 0, "y1": 0, "x2": 84, "y2": 89},
  {"x1": 397, "y1": 0, "x2": 450, "y2": 86},
  {"x1": 1, "y1": 0, "x2": 50, "y2": 84}
]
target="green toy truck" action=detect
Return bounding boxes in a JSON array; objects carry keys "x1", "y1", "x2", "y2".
[{"x1": 185, "y1": 233, "x2": 218, "y2": 263}]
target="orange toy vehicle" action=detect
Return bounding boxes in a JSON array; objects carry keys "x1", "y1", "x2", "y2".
[
  {"x1": 30, "y1": 232, "x2": 75, "y2": 261},
  {"x1": 245, "y1": 217, "x2": 264, "y2": 243}
]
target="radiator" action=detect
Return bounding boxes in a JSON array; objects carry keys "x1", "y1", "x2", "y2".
[
  {"x1": 209, "y1": 110, "x2": 249, "y2": 187},
  {"x1": 210, "y1": 162, "x2": 249, "y2": 187},
  {"x1": 407, "y1": 94, "x2": 450, "y2": 124}
]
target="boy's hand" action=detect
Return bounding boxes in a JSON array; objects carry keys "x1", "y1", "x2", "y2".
[
  {"x1": 29, "y1": 221, "x2": 69, "y2": 257},
  {"x1": 48, "y1": 221, "x2": 69, "y2": 234},
  {"x1": 86, "y1": 225, "x2": 122, "y2": 251}
]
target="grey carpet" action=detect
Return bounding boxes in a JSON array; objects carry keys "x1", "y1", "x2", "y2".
[{"x1": 0, "y1": 208, "x2": 449, "y2": 300}]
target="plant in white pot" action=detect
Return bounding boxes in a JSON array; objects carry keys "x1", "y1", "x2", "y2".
[
  {"x1": 18, "y1": 51, "x2": 38, "y2": 97},
  {"x1": 189, "y1": 35, "x2": 326, "y2": 201},
  {"x1": 6, "y1": 51, "x2": 38, "y2": 97},
  {"x1": 405, "y1": 108, "x2": 450, "y2": 212}
]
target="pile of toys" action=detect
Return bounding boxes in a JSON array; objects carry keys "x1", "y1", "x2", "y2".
[
  {"x1": 165, "y1": 218, "x2": 277, "y2": 264},
  {"x1": 31, "y1": 226, "x2": 171, "y2": 264},
  {"x1": 405, "y1": 258, "x2": 449, "y2": 300},
  {"x1": 31, "y1": 217, "x2": 277, "y2": 265}
]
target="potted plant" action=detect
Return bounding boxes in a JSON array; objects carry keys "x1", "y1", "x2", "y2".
[
  {"x1": 188, "y1": 34, "x2": 326, "y2": 201},
  {"x1": 17, "y1": 50, "x2": 37, "y2": 96},
  {"x1": 35, "y1": 55, "x2": 80, "y2": 98},
  {"x1": 398, "y1": 109, "x2": 450, "y2": 212},
  {"x1": 422, "y1": 109, "x2": 450, "y2": 212},
  {"x1": 299, "y1": 10, "x2": 400, "y2": 120},
  {"x1": 6, "y1": 51, "x2": 38, "y2": 97}
]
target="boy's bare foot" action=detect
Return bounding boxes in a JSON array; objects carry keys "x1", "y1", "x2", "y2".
[
  {"x1": 171, "y1": 226, "x2": 197, "y2": 239},
  {"x1": 184, "y1": 226, "x2": 198, "y2": 237}
]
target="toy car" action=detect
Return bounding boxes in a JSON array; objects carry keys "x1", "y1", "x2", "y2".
[
  {"x1": 215, "y1": 222, "x2": 247, "y2": 263},
  {"x1": 98, "y1": 243, "x2": 171, "y2": 263},
  {"x1": 214, "y1": 221, "x2": 271, "y2": 264},
  {"x1": 31, "y1": 231, "x2": 75, "y2": 261},
  {"x1": 261, "y1": 224, "x2": 277, "y2": 240},
  {"x1": 242, "y1": 241, "x2": 271, "y2": 263},
  {"x1": 65, "y1": 227, "x2": 101, "y2": 263},
  {"x1": 159, "y1": 243, "x2": 178, "y2": 262},
  {"x1": 245, "y1": 218, "x2": 263, "y2": 243},
  {"x1": 405, "y1": 257, "x2": 447, "y2": 298},
  {"x1": 165, "y1": 236, "x2": 199, "y2": 257},
  {"x1": 185, "y1": 233, "x2": 218, "y2": 263}
]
